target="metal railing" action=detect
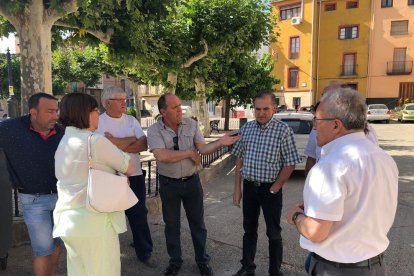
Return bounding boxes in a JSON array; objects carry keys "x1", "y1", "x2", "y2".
[
  {"x1": 386, "y1": 61, "x2": 413, "y2": 75},
  {"x1": 11, "y1": 145, "x2": 231, "y2": 217}
]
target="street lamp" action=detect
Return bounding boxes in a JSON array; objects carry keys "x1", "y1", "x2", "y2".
[{"x1": 6, "y1": 48, "x2": 18, "y2": 118}]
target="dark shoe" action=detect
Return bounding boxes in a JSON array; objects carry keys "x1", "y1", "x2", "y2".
[
  {"x1": 164, "y1": 264, "x2": 181, "y2": 276},
  {"x1": 0, "y1": 253, "x2": 8, "y2": 270},
  {"x1": 141, "y1": 255, "x2": 157, "y2": 268},
  {"x1": 233, "y1": 267, "x2": 255, "y2": 276},
  {"x1": 198, "y1": 264, "x2": 213, "y2": 276}
]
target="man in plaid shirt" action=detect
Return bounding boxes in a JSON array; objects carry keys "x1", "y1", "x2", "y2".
[{"x1": 231, "y1": 91, "x2": 301, "y2": 276}]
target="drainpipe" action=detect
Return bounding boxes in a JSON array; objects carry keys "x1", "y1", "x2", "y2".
[
  {"x1": 316, "y1": 0, "x2": 323, "y2": 102},
  {"x1": 310, "y1": 0, "x2": 315, "y2": 104},
  {"x1": 366, "y1": 0, "x2": 376, "y2": 100}
]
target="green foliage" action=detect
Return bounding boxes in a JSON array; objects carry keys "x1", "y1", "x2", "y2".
[
  {"x1": 127, "y1": 107, "x2": 137, "y2": 117},
  {"x1": 52, "y1": 43, "x2": 108, "y2": 90},
  {"x1": 0, "y1": 53, "x2": 21, "y2": 99},
  {"x1": 207, "y1": 53, "x2": 279, "y2": 107}
]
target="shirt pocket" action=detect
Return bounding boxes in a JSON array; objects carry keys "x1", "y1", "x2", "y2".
[{"x1": 180, "y1": 133, "x2": 195, "y2": 150}]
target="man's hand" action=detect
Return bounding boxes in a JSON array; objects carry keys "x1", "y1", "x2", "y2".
[
  {"x1": 287, "y1": 202, "x2": 305, "y2": 225},
  {"x1": 219, "y1": 131, "x2": 241, "y2": 146},
  {"x1": 189, "y1": 151, "x2": 201, "y2": 165},
  {"x1": 233, "y1": 189, "x2": 242, "y2": 208},
  {"x1": 269, "y1": 182, "x2": 283, "y2": 194},
  {"x1": 104, "y1": 132, "x2": 114, "y2": 139}
]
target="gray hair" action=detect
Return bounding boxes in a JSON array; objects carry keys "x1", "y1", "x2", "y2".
[
  {"x1": 320, "y1": 88, "x2": 367, "y2": 130},
  {"x1": 101, "y1": 86, "x2": 126, "y2": 108}
]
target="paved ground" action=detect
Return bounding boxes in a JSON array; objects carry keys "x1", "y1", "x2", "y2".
[{"x1": 1, "y1": 121, "x2": 413, "y2": 276}]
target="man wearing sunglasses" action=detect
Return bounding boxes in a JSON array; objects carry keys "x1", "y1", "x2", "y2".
[
  {"x1": 287, "y1": 88, "x2": 398, "y2": 276},
  {"x1": 147, "y1": 93, "x2": 239, "y2": 276}
]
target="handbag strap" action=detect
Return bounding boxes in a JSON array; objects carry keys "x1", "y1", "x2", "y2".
[{"x1": 87, "y1": 134, "x2": 93, "y2": 169}]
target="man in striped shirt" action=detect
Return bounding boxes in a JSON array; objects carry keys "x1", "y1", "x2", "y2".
[{"x1": 232, "y1": 91, "x2": 301, "y2": 276}]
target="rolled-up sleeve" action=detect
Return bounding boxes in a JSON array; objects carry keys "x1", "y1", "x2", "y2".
[
  {"x1": 92, "y1": 135, "x2": 130, "y2": 174},
  {"x1": 147, "y1": 125, "x2": 165, "y2": 151}
]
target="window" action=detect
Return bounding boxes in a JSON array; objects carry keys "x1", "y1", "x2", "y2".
[
  {"x1": 345, "y1": 83, "x2": 358, "y2": 91},
  {"x1": 339, "y1": 26, "x2": 359, "y2": 39},
  {"x1": 325, "y1": 3, "x2": 336, "y2": 11},
  {"x1": 342, "y1": 53, "x2": 357, "y2": 76},
  {"x1": 393, "y1": 48, "x2": 407, "y2": 73},
  {"x1": 346, "y1": 1, "x2": 358, "y2": 9},
  {"x1": 381, "y1": 0, "x2": 393, "y2": 7},
  {"x1": 280, "y1": 3, "x2": 301, "y2": 20},
  {"x1": 409, "y1": 0, "x2": 414, "y2": 5},
  {"x1": 289, "y1": 36, "x2": 300, "y2": 59},
  {"x1": 288, "y1": 68, "x2": 299, "y2": 88},
  {"x1": 391, "y1": 20, "x2": 408, "y2": 35}
]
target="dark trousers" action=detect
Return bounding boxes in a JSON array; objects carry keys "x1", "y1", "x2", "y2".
[
  {"x1": 159, "y1": 174, "x2": 210, "y2": 267},
  {"x1": 241, "y1": 180, "x2": 283, "y2": 276},
  {"x1": 125, "y1": 175, "x2": 153, "y2": 261},
  {"x1": 308, "y1": 253, "x2": 387, "y2": 276}
]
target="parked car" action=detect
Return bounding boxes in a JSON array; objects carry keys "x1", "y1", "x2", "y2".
[
  {"x1": 273, "y1": 112, "x2": 314, "y2": 171},
  {"x1": 366, "y1": 104, "x2": 390, "y2": 123},
  {"x1": 398, "y1": 103, "x2": 414, "y2": 123},
  {"x1": 181, "y1": 105, "x2": 193, "y2": 117}
]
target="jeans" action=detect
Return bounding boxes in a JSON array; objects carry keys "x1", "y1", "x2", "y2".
[
  {"x1": 20, "y1": 193, "x2": 62, "y2": 256},
  {"x1": 159, "y1": 174, "x2": 210, "y2": 267},
  {"x1": 125, "y1": 175, "x2": 153, "y2": 261},
  {"x1": 241, "y1": 180, "x2": 283, "y2": 276}
]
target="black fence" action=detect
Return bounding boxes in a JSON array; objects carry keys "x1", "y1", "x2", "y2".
[{"x1": 12, "y1": 145, "x2": 231, "y2": 218}]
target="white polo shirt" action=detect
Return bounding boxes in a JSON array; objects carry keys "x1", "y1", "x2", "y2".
[
  {"x1": 96, "y1": 113, "x2": 145, "y2": 176},
  {"x1": 301, "y1": 132, "x2": 398, "y2": 263}
]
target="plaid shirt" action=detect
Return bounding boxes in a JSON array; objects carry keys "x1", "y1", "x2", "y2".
[{"x1": 231, "y1": 118, "x2": 301, "y2": 183}]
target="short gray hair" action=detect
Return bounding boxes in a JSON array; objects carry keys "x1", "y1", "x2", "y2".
[
  {"x1": 101, "y1": 86, "x2": 126, "y2": 108},
  {"x1": 320, "y1": 88, "x2": 367, "y2": 130}
]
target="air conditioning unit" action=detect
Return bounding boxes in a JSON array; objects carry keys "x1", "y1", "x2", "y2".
[{"x1": 291, "y1": 16, "x2": 301, "y2": 25}]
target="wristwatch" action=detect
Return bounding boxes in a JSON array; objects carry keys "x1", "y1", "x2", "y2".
[{"x1": 292, "y1": 212, "x2": 304, "y2": 224}]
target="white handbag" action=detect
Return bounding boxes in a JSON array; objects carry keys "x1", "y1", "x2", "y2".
[{"x1": 86, "y1": 134, "x2": 138, "y2": 213}]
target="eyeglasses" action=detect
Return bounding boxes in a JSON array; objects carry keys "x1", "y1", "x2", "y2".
[
  {"x1": 108, "y1": 98, "x2": 126, "y2": 102},
  {"x1": 173, "y1": 136, "x2": 179, "y2": 151},
  {"x1": 313, "y1": 117, "x2": 336, "y2": 127}
]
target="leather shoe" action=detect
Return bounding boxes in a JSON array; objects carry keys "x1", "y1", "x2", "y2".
[
  {"x1": 198, "y1": 264, "x2": 213, "y2": 276},
  {"x1": 141, "y1": 255, "x2": 157, "y2": 268},
  {"x1": 164, "y1": 264, "x2": 181, "y2": 276},
  {"x1": 233, "y1": 267, "x2": 255, "y2": 276}
]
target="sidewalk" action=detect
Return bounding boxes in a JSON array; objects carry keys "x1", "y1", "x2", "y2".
[{"x1": 1, "y1": 156, "x2": 308, "y2": 276}]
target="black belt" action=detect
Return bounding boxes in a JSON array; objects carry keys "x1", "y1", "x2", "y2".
[
  {"x1": 159, "y1": 174, "x2": 197, "y2": 182},
  {"x1": 245, "y1": 179, "x2": 274, "y2": 187},
  {"x1": 18, "y1": 189, "x2": 57, "y2": 195},
  {"x1": 313, "y1": 253, "x2": 383, "y2": 268}
]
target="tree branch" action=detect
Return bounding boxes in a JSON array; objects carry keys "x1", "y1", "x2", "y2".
[
  {"x1": 54, "y1": 21, "x2": 113, "y2": 43},
  {"x1": 181, "y1": 40, "x2": 209, "y2": 68},
  {"x1": 0, "y1": 7, "x2": 16, "y2": 27},
  {"x1": 48, "y1": 0, "x2": 78, "y2": 23}
]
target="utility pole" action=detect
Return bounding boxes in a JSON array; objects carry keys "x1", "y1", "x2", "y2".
[{"x1": 6, "y1": 48, "x2": 18, "y2": 118}]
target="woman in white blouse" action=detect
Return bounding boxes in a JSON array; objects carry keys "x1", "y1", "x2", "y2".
[{"x1": 53, "y1": 93, "x2": 133, "y2": 276}]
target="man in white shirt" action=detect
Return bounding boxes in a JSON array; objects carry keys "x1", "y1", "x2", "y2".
[
  {"x1": 287, "y1": 88, "x2": 398, "y2": 276},
  {"x1": 96, "y1": 86, "x2": 155, "y2": 267}
]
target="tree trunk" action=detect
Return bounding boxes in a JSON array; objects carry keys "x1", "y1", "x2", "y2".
[
  {"x1": 166, "y1": 72, "x2": 177, "y2": 94},
  {"x1": 224, "y1": 98, "x2": 231, "y2": 131},
  {"x1": 194, "y1": 78, "x2": 210, "y2": 137},
  {"x1": 17, "y1": 6, "x2": 53, "y2": 114},
  {"x1": 130, "y1": 82, "x2": 142, "y2": 122}
]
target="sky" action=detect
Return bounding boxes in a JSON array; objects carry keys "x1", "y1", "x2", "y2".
[{"x1": 0, "y1": 33, "x2": 16, "y2": 54}]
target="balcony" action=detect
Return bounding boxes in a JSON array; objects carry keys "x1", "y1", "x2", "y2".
[
  {"x1": 387, "y1": 61, "x2": 413, "y2": 75},
  {"x1": 340, "y1": 64, "x2": 357, "y2": 77}
]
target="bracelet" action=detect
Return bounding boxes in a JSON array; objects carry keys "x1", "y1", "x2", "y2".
[{"x1": 292, "y1": 211, "x2": 304, "y2": 224}]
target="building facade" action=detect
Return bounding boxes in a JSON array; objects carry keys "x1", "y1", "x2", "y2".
[
  {"x1": 271, "y1": 0, "x2": 414, "y2": 108},
  {"x1": 367, "y1": 0, "x2": 414, "y2": 107}
]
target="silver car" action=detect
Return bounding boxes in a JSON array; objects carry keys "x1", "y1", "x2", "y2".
[
  {"x1": 367, "y1": 104, "x2": 390, "y2": 123},
  {"x1": 273, "y1": 112, "x2": 314, "y2": 170}
]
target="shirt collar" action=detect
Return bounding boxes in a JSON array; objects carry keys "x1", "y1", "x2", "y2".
[
  {"x1": 29, "y1": 125, "x2": 57, "y2": 141},
  {"x1": 321, "y1": 131, "x2": 366, "y2": 157},
  {"x1": 255, "y1": 117, "x2": 275, "y2": 130}
]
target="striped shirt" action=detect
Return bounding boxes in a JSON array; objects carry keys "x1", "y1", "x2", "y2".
[{"x1": 231, "y1": 118, "x2": 301, "y2": 183}]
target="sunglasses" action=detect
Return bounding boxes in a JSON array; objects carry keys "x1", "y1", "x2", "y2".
[{"x1": 173, "y1": 136, "x2": 179, "y2": 151}]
